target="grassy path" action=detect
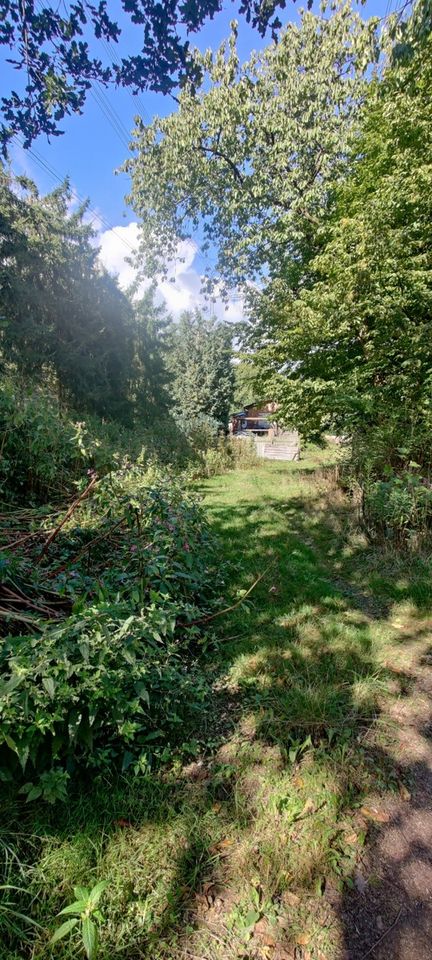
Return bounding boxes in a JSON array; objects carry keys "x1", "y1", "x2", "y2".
[
  {"x1": 192, "y1": 455, "x2": 432, "y2": 959},
  {"x1": 2, "y1": 453, "x2": 432, "y2": 960}
]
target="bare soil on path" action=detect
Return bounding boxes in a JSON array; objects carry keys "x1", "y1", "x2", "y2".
[{"x1": 340, "y1": 632, "x2": 432, "y2": 960}]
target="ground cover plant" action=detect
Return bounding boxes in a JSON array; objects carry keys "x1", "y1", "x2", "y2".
[{"x1": 1, "y1": 451, "x2": 432, "y2": 959}]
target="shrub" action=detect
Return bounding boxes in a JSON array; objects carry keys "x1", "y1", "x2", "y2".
[
  {"x1": 0, "y1": 377, "x2": 140, "y2": 502},
  {"x1": 229, "y1": 437, "x2": 259, "y2": 470},
  {"x1": 362, "y1": 471, "x2": 432, "y2": 545},
  {"x1": 201, "y1": 436, "x2": 259, "y2": 477},
  {"x1": 0, "y1": 469, "x2": 228, "y2": 797},
  {"x1": 0, "y1": 378, "x2": 87, "y2": 501}
]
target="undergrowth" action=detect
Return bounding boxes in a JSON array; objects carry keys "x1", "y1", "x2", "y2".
[{"x1": 0, "y1": 465, "x2": 230, "y2": 801}]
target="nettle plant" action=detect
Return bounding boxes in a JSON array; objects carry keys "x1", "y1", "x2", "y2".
[
  {"x1": 51, "y1": 881, "x2": 107, "y2": 960},
  {"x1": 0, "y1": 469, "x2": 229, "y2": 800}
]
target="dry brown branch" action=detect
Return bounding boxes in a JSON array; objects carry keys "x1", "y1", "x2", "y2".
[
  {"x1": 360, "y1": 907, "x2": 403, "y2": 960},
  {"x1": 38, "y1": 474, "x2": 98, "y2": 561},
  {"x1": 191, "y1": 563, "x2": 274, "y2": 626}
]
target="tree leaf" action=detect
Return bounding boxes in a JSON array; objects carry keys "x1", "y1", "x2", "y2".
[{"x1": 360, "y1": 806, "x2": 390, "y2": 824}]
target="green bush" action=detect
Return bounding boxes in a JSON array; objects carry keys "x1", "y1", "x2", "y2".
[
  {"x1": 229, "y1": 437, "x2": 259, "y2": 470},
  {"x1": 363, "y1": 470, "x2": 432, "y2": 545},
  {"x1": 0, "y1": 377, "x2": 140, "y2": 502},
  {"x1": 201, "y1": 436, "x2": 259, "y2": 477},
  {"x1": 0, "y1": 376, "x2": 205, "y2": 502},
  {"x1": 0, "y1": 378, "x2": 87, "y2": 501},
  {"x1": 0, "y1": 469, "x2": 228, "y2": 797}
]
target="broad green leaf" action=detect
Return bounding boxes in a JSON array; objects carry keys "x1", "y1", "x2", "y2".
[
  {"x1": 73, "y1": 886, "x2": 90, "y2": 900},
  {"x1": 244, "y1": 909, "x2": 260, "y2": 928},
  {"x1": 42, "y1": 676, "x2": 55, "y2": 698},
  {"x1": 88, "y1": 880, "x2": 107, "y2": 907},
  {"x1": 50, "y1": 917, "x2": 79, "y2": 943},
  {"x1": 82, "y1": 917, "x2": 98, "y2": 960},
  {"x1": 58, "y1": 899, "x2": 87, "y2": 916}
]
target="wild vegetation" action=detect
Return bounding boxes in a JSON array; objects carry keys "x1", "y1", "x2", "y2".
[
  {"x1": 1, "y1": 453, "x2": 432, "y2": 960},
  {"x1": 1, "y1": 0, "x2": 432, "y2": 957}
]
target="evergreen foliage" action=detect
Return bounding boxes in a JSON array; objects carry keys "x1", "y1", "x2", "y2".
[
  {"x1": 0, "y1": 172, "x2": 171, "y2": 425},
  {"x1": 168, "y1": 310, "x2": 234, "y2": 428}
]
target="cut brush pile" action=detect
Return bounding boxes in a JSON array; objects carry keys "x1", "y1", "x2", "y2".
[{"x1": 0, "y1": 464, "x2": 229, "y2": 801}]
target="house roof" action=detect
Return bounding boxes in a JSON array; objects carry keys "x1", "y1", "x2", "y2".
[{"x1": 230, "y1": 401, "x2": 269, "y2": 417}]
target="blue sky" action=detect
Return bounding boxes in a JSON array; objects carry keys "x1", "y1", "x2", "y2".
[{"x1": 4, "y1": 0, "x2": 392, "y2": 318}]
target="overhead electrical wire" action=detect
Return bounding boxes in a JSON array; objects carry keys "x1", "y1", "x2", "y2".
[{"x1": 12, "y1": 135, "x2": 137, "y2": 254}]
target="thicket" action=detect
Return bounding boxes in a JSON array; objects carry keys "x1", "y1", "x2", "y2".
[
  {"x1": 0, "y1": 159, "x2": 240, "y2": 810},
  {"x1": 0, "y1": 463, "x2": 230, "y2": 801}
]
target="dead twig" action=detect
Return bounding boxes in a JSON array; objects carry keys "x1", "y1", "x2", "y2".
[
  {"x1": 360, "y1": 907, "x2": 403, "y2": 959},
  {"x1": 191, "y1": 563, "x2": 275, "y2": 626},
  {"x1": 0, "y1": 607, "x2": 44, "y2": 629},
  {"x1": 38, "y1": 474, "x2": 98, "y2": 561},
  {"x1": 47, "y1": 516, "x2": 124, "y2": 578},
  {"x1": 3, "y1": 530, "x2": 46, "y2": 551}
]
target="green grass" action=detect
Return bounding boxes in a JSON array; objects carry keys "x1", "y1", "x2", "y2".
[{"x1": 1, "y1": 447, "x2": 432, "y2": 960}]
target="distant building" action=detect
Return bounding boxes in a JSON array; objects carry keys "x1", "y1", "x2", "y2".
[
  {"x1": 229, "y1": 401, "x2": 280, "y2": 438},
  {"x1": 229, "y1": 401, "x2": 300, "y2": 461}
]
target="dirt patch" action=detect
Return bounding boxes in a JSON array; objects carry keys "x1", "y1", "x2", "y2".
[{"x1": 340, "y1": 638, "x2": 432, "y2": 960}]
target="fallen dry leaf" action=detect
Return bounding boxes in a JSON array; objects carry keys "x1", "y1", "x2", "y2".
[
  {"x1": 298, "y1": 798, "x2": 315, "y2": 819},
  {"x1": 344, "y1": 831, "x2": 358, "y2": 845},
  {"x1": 398, "y1": 783, "x2": 411, "y2": 802},
  {"x1": 283, "y1": 891, "x2": 301, "y2": 908},
  {"x1": 254, "y1": 917, "x2": 277, "y2": 947},
  {"x1": 354, "y1": 869, "x2": 368, "y2": 894},
  {"x1": 202, "y1": 881, "x2": 215, "y2": 897},
  {"x1": 210, "y1": 837, "x2": 234, "y2": 856},
  {"x1": 360, "y1": 806, "x2": 390, "y2": 824}
]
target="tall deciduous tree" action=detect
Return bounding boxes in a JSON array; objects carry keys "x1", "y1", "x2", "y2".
[
  {"x1": 168, "y1": 310, "x2": 234, "y2": 427},
  {"x1": 254, "y1": 34, "x2": 432, "y2": 470},
  {"x1": 0, "y1": 0, "x2": 294, "y2": 152},
  {"x1": 126, "y1": 4, "x2": 379, "y2": 293}
]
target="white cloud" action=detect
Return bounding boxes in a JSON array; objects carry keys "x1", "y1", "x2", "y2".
[
  {"x1": 98, "y1": 222, "x2": 140, "y2": 290},
  {"x1": 97, "y1": 221, "x2": 245, "y2": 323}
]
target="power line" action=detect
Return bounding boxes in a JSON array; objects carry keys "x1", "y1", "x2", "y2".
[
  {"x1": 96, "y1": 34, "x2": 152, "y2": 126},
  {"x1": 12, "y1": 136, "x2": 137, "y2": 254},
  {"x1": 34, "y1": 0, "x2": 133, "y2": 153},
  {"x1": 90, "y1": 82, "x2": 131, "y2": 150}
]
